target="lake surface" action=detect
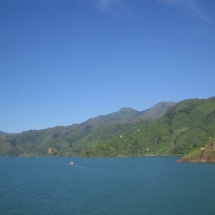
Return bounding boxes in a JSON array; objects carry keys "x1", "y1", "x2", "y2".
[{"x1": 0, "y1": 156, "x2": 215, "y2": 215}]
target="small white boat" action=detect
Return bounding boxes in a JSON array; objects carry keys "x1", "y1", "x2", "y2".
[{"x1": 69, "y1": 161, "x2": 74, "y2": 166}]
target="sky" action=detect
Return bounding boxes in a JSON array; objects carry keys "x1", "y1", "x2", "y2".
[{"x1": 0, "y1": 0, "x2": 215, "y2": 133}]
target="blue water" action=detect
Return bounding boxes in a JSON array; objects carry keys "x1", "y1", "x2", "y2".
[{"x1": 0, "y1": 157, "x2": 215, "y2": 215}]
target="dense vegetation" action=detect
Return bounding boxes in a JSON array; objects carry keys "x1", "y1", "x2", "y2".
[
  {"x1": 0, "y1": 102, "x2": 174, "y2": 156},
  {"x1": 80, "y1": 97, "x2": 215, "y2": 159},
  {"x1": 178, "y1": 137, "x2": 215, "y2": 162},
  {"x1": 0, "y1": 97, "x2": 215, "y2": 161}
]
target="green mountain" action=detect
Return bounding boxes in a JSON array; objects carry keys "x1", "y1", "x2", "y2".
[
  {"x1": 1, "y1": 97, "x2": 215, "y2": 161},
  {"x1": 81, "y1": 97, "x2": 215, "y2": 159},
  {"x1": 0, "y1": 101, "x2": 175, "y2": 156},
  {"x1": 2, "y1": 97, "x2": 214, "y2": 162}
]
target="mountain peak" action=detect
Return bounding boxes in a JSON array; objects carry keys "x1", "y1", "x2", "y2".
[{"x1": 118, "y1": 107, "x2": 137, "y2": 112}]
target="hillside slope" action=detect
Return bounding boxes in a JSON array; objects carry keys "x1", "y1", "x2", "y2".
[
  {"x1": 81, "y1": 97, "x2": 215, "y2": 158},
  {"x1": 178, "y1": 137, "x2": 215, "y2": 162},
  {"x1": 0, "y1": 101, "x2": 174, "y2": 156}
]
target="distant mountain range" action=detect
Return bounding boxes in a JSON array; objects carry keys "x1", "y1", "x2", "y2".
[
  {"x1": 79, "y1": 97, "x2": 215, "y2": 162},
  {"x1": 1, "y1": 97, "x2": 215, "y2": 162},
  {"x1": 0, "y1": 101, "x2": 175, "y2": 156},
  {"x1": 0, "y1": 131, "x2": 9, "y2": 136}
]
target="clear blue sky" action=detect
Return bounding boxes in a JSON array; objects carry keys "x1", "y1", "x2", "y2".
[{"x1": 1, "y1": 0, "x2": 215, "y2": 133}]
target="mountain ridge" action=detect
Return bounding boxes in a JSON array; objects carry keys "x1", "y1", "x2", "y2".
[
  {"x1": 0, "y1": 101, "x2": 175, "y2": 156},
  {"x1": 2, "y1": 97, "x2": 215, "y2": 162},
  {"x1": 80, "y1": 97, "x2": 215, "y2": 160}
]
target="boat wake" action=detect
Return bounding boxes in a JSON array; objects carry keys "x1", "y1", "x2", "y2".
[
  {"x1": 72, "y1": 164, "x2": 111, "y2": 176},
  {"x1": 72, "y1": 164, "x2": 98, "y2": 172}
]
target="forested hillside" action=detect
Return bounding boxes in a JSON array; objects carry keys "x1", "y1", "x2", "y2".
[
  {"x1": 81, "y1": 97, "x2": 215, "y2": 158},
  {"x1": 0, "y1": 101, "x2": 174, "y2": 156},
  {"x1": 1, "y1": 97, "x2": 214, "y2": 161}
]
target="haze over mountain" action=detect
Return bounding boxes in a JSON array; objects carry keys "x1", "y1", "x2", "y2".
[{"x1": 0, "y1": 131, "x2": 7, "y2": 136}]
